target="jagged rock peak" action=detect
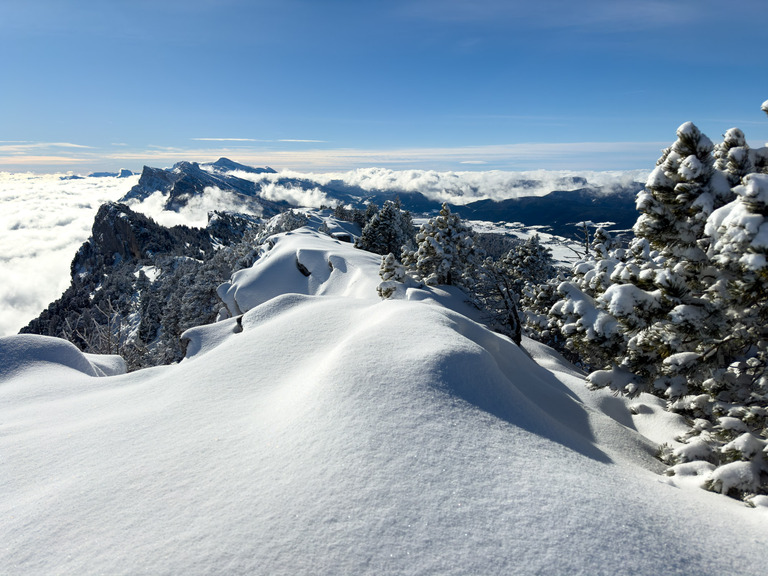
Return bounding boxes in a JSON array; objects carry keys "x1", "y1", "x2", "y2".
[
  {"x1": 84, "y1": 202, "x2": 174, "y2": 267},
  {"x1": 119, "y1": 161, "x2": 285, "y2": 215},
  {"x1": 205, "y1": 157, "x2": 277, "y2": 174}
]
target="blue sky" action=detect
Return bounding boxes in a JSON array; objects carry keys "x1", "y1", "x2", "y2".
[{"x1": 1, "y1": 0, "x2": 767, "y2": 172}]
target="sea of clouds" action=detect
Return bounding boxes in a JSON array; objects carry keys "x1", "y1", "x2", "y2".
[
  {"x1": 231, "y1": 166, "x2": 649, "y2": 206},
  {"x1": 0, "y1": 173, "x2": 135, "y2": 337},
  {"x1": 0, "y1": 167, "x2": 648, "y2": 336}
]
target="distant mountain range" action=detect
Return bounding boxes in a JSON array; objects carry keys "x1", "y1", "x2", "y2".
[
  {"x1": 120, "y1": 158, "x2": 643, "y2": 237},
  {"x1": 61, "y1": 168, "x2": 135, "y2": 180},
  {"x1": 451, "y1": 187, "x2": 639, "y2": 235}
]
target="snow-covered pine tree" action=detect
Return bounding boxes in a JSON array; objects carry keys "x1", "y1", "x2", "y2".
[
  {"x1": 520, "y1": 227, "x2": 627, "y2": 363},
  {"x1": 377, "y1": 253, "x2": 406, "y2": 299},
  {"x1": 714, "y1": 128, "x2": 754, "y2": 187},
  {"x1": 545, "y1": 226, "x2": 631, "y2": 371},
  {"x1": 260, "y1": 209, "x2": 309, "y2": 240},
  {"x1": 705, "y1": 172, "x2": 768, "y2": 403},
  {"x1": 573, "y1": 227, "x2": 627, "y2": 297},
  {"x1": 519, "y1": 276, "x2": 565, "y2": 349},
  {"x1": 355, "y1": 199, "x2": 415, "y2": 256},
  {"x1": 656, "y1": 173, "x2": 768, "y2": 498},
  {"x1": 496, "y1": 234, "x2": 556, "y2": 299},
  {"x1": 548, "y1": 104, "x2": 768, "y2": 500},
  {"x1": 401, "y1": 203, "x2": 480, "y2": 288},
  {"x1": 634, "y1": 122, "x2": 729, "y2": 267},
  {"x1": 472, "y1": 234, "x2": 556, "y2": 347},
  {"x1": 587, "y1": 122, "x2": 732, "y2": 397}
]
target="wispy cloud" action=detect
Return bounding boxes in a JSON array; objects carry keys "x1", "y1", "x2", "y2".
[
  {"x1": 0, "y1": 142, "x2": 97, "y2": 168},
  {"x1": 97, "y1": 141, "x2": 665, "y2": 171},
  {"x1": 0, "y1": 155, "x2": 92, "y2": 166},
  {"x1": 0, "y1": 141, "x2": 92, "y2": 153},
  {"x1": 192, "y1": 138, "x2": 328, "y2": 143},
  {"x1": 192, "y1": 138, "x2": 265, "y2": 142},
  {"x1": 0, "y1": 139, "x2": 666, "y2": 173}
]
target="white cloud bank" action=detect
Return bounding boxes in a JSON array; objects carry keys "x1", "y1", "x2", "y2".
[
  {"x1": 0, "y1": 172, "x2": 137, "y2": 336},
  {"x1": 126, "y1": 187, "x2": 270, "y2": 228},
  {"x1": 234, "y1": 166, "x2": 649, "y2": 206}
]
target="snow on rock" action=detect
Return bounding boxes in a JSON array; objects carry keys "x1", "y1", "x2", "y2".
[
  {"x1": 0, "y1": 334, "x2": 124, "y2": 382},
  {"x1": 709, "y1": 461, "x2": 763, "y2": 495},
  {"x1": 217, "y1": 228, "x2": 382, "y2": 316},
  {"x1": 181, "y1": 314, "x2": 244, "y2": 360},
  {"x1": 83, "y1": 351, "x2": 128, "y2": 376},
  {"x1": 3, "y1": 232, "x2": 768, "y2": 575}
]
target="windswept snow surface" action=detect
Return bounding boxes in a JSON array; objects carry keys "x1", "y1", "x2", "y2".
[{"x1": 2, "y1": 231, "x2": 767, "y2": 576}]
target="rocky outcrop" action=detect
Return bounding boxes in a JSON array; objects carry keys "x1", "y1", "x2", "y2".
[
  {"x1": 121, "y1": 159, "x2": 284, "y2": 214},
  {"x1": 72, "y1": 202, "x2": 182, "y2": 271},
  {"x1": 23, "y1": 202, "x2": 262, "y2": 370},
  {"x1": 206, "y1": 157, "x2": 276, "y2": 175}
]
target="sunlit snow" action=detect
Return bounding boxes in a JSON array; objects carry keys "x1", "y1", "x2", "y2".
[{"x1": 2, "y1": 230, "x2": 766, "y2": 575}]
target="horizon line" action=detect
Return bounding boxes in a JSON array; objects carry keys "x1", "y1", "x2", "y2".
[{"x1": 0, "y1": 140, "x2": 675, "y2": 174}]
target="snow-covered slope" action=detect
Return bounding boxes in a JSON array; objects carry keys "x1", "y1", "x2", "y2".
[{"x1": 2, "y1": 231, "x2": 766, "y2": 576}]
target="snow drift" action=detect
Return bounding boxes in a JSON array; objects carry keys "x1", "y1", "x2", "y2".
[{"x1": 2, "y1": 231, "x2": 767, "y2": 576}]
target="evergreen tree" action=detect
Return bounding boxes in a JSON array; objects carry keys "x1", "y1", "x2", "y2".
[
  {"x1": 706, "y1": 173, "x2": 768, "y2": 399},
  {"x1": 377, "y1": 253, "x2": 406, "y2": 299},
  {"x1": 261, "y1": 209, "x2": 308, "y2": 239},
  {"x1": 473, "y1": 258, "x2": 523, "y2": 344},
  {"x1": 662, "y1": 173, "x2": 768, "y2": 497},
  {"x1": 356, "y1": 199, "x2": 415, "y2": 256},
  {"x1": 634, "y1": 122, "x2": 728, "y2": 268},
  {"x1": 496, "y1": 234, "x2": 556, "y2": 299},
  {"x1": 714, "y1": 128, "x2": 754, "y2": 187},
  {"x1": 401, "y1": 203, "x2": 480, "y2": 288},
  {"x1": 587, "y1": 122, "x2": 731, "y2": 397},
  {"x1": 549, "y1": 104, "x2": 768, "y2": 501}
]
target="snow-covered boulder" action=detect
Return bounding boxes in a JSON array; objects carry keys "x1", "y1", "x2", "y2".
[
  {"x1": 217, "y1": 228, "x2": 382, "y2": 316},
  {"x1": 0, "y1": 334, "x2": 125, "y2": 383}
]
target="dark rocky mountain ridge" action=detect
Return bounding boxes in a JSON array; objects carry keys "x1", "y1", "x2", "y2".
[
  {"x1": 450, "y1": 186, "x2": 640, "y2": 234},
  {"x1": 23, "y1": 201, "x2": 263, "y2": 368},
  {"x1": 122, "y1": 159, "x2": 287, "y2": 213}
]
